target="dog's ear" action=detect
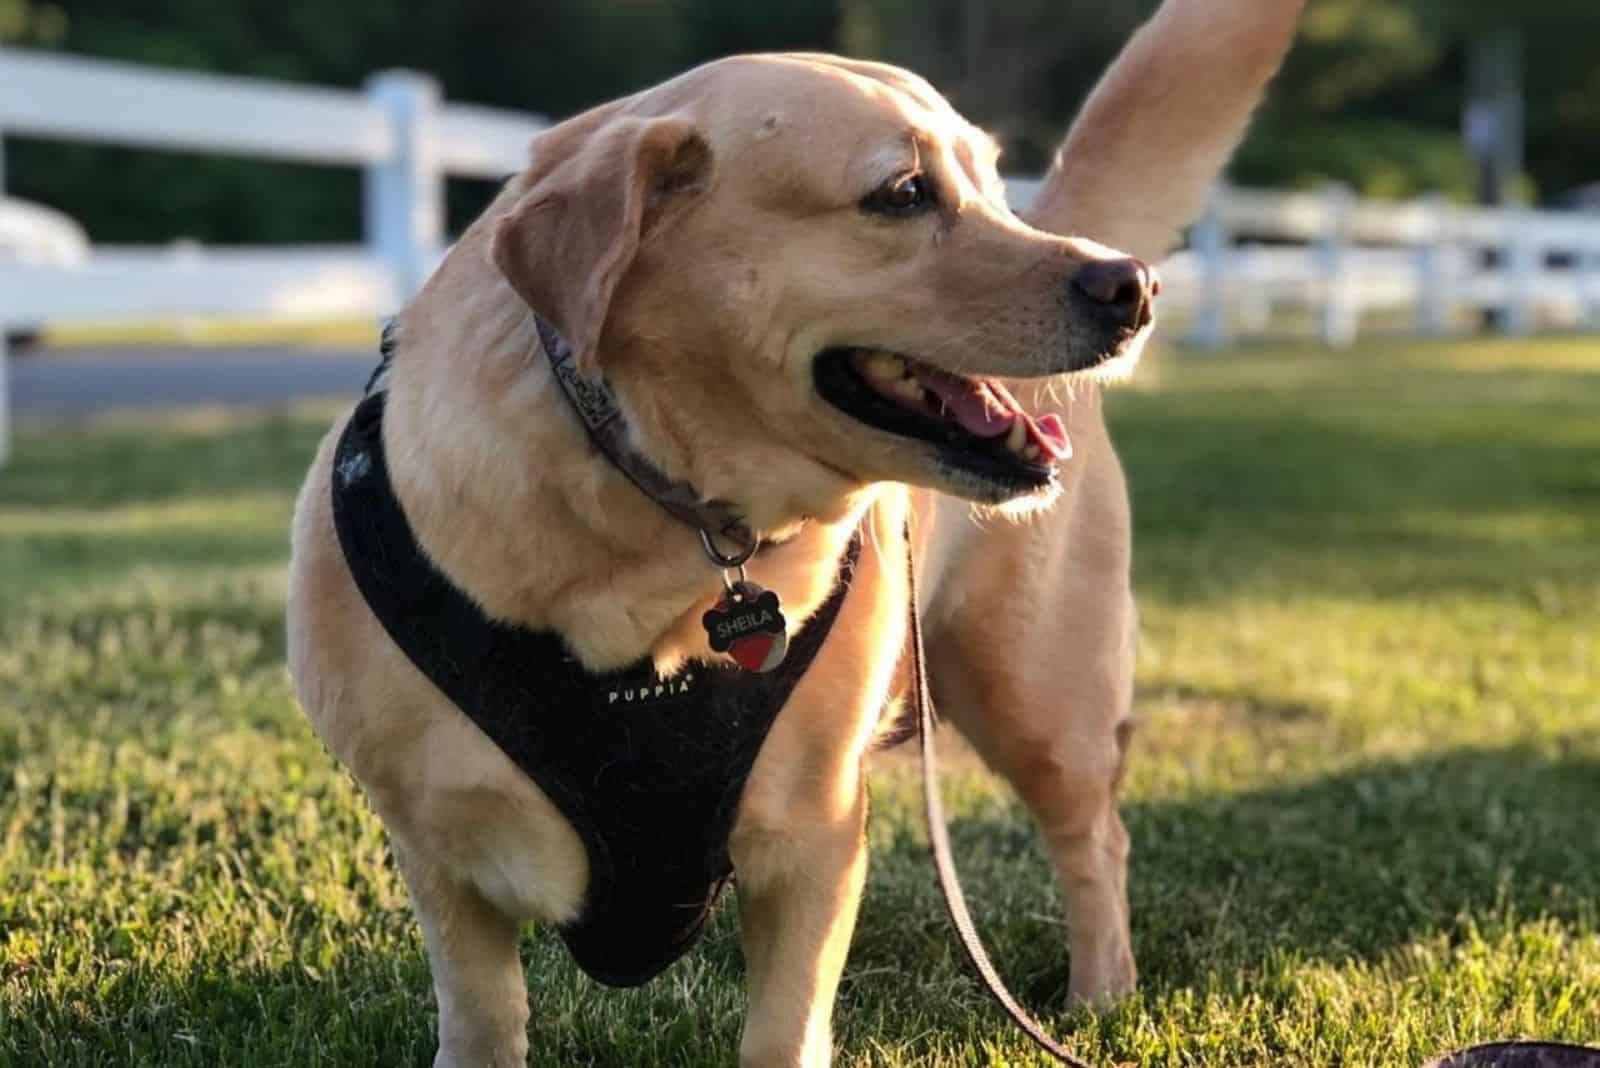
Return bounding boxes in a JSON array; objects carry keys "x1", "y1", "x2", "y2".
[{"x1": 491, "y1": 114, "x2": 712, "y2": 374}]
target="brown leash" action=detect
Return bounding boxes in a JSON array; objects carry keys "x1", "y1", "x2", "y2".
[{"x1": 904, "y1": 539, "x2": 1095, "y2": 1068}]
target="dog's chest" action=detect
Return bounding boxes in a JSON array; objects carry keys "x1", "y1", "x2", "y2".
[{"x1": 330, "y1": 390, "x2": 861, "y2": 987}]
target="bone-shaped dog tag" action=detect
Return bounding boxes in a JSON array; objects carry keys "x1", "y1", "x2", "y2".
[{"x1": 702, "y1": 582, "x2": 788, "y2": 673}]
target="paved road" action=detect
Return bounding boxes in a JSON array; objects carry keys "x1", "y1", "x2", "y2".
[{"x1": 9, "y1": 346, "x2": 375, "y2": 419}]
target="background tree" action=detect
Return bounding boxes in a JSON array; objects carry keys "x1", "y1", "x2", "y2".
[{"x1": 5, "y1": 0, "x2": 1597, "y2": 243}]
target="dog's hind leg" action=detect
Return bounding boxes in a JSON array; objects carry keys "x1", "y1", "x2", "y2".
[
  {"x1": 920, "y1": 430, "x2": 1139, "y2": 1006},
  {"x1": 924, "y1": 596, "x2": 1137, "y2": 1005},
  {"x1": 923, "y1": 632, "x2": 1137, "y2": 1005},
  {"x1": 391, "y1": 839, "x2": 532, "y2": 1068}
]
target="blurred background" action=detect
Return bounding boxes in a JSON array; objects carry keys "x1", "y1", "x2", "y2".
[
  {"x1": 6, "y1": 0, "x2": 1600, "y2": 243},
  {"x1": 2, "y1": 5, "x2": 1598, "y2": 1066},
  {"x1": 4, "y1": 0, "x2": 1600, "y2": 393}
]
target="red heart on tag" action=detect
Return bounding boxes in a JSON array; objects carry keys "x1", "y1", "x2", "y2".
[{"x1": 730, "y1": 631, "x2": 786, "y2": 673}]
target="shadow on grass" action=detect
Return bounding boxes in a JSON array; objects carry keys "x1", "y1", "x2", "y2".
[
  {"x1": 8, "y1": 922, "x2": 755, "y2": 1068},
  {"x1": 1125, "y1": 743, "x2": 1600, "y2": 991},
  {"x1": 852, "y1": 743, "x2": 1600, "y2": 1012},
  {"x1": 11, "y1": 746, "x2": 1595, "y2": 1066},
  {"x1": 4, "y1": 952, "x2": 438, "y2": 1068}
]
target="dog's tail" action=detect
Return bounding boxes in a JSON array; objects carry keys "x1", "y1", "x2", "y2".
[{"x1": 1025, "y1": 0, "x2": 1305, "y2": 264}]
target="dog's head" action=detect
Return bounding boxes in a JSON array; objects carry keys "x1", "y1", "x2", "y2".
[{"x1": 489, "y1": 54, "x2": 1157, "y2": 517}]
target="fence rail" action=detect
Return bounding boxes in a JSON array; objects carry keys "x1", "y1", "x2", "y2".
[
  {"x1": 0, "y1": 48, "x2": 394, "y2": 165},
  {"x1": 4, "y1": 47, "x2": 1600, "y2": 462},
  {"x1": 0, "y1": 46, "x2": 554, "y2": 459},
  {"x1": 0, "y1": 245, "x2": 392, "y2": 323},
  {"x1": 1176, "y1": 184, "x2": 1600, "y2": 347}
]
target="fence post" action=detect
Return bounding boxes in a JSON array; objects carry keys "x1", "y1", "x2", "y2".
[
  {"x1": 1413, "y1": 193, "x2": 1451, "y2": 336},
  {"x1": 0, "y1": 129, "x2": 9, "y2": 466},
  {"x1": 1585, "y1": 237, "x2": 1600, "y2": 330},
  {"x1": 1503, "y1": 206, "x2": 1538, "y2": 336},
  {"x1": 1187, "y1": 186, "x2": 1230, "y2": 350},
  {"x1": 0, "y1": 325, "x2": 8, "y2": 468},
  {"x1": 1316, "y1": 183, "x2": 1357, "y2": 348},
  {"x1": 364, "y1": 70, "x2": 442, "y2": 306}
]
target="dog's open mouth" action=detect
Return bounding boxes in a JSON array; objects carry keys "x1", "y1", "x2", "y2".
[{"x1": 813, "y1": 348, "x2": 1069, "y2": 491}]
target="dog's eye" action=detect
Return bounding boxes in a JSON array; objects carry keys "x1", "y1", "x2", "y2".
[{"x1": 862, "y1": 174, "x2": 935, "y2": 218}]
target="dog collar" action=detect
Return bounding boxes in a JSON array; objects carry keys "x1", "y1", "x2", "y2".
[
  {"x1": 534, "y1": 315, "x2": 817, "y2": 671},
  {"x1": 533, "y1": 314, "x2": 759, "y2": 567},
  {"x1": 369, "y1": 318, "x2": 800, "y2": 670}
]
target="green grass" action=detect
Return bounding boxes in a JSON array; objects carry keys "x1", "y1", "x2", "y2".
[{"x1": 3, "y1": 337, "x2": 1598, "y2": 1066}]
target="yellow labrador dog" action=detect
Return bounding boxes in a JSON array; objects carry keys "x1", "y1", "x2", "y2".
[{"x1": 288, "y1": 2, "x2": 1302, "y2": 1064}]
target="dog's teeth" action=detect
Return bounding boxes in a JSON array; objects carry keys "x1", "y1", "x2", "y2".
[
  {"x1": 1020, "y1": 443, "x2": 1041, "y2": 461},
  {"x1": 883, "y1": 370, "x2": 921, "y2": 396},
  {"x1": 889, "y1": 377, "x2": 924, "y2": 402},
  {"x1": 861, "y1": 351, "x2": 907, "y2": 381},
  {"x1": 1005, "y1": 421, "x2": 1027, "y2": 453}
]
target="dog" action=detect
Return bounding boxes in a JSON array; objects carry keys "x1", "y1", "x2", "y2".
[{"x1": 288, "y1": 4, "x2": 1302, "y2": 1064}]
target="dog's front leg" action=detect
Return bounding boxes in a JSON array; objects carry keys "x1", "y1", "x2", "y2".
[
  {"x1": 392, "y1": 839, "x2": 531, "y2": 1068},
  {"x1": 730, "y1": 766, "x2": 868, "y2": 1068}
]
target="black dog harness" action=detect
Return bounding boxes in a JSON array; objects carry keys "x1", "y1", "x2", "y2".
[{"x1": 331, "y1": 389, "x2": 860, "y2": 988}]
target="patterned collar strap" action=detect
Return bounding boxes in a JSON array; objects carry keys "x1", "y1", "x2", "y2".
[{"x1": 533, "y1": 314, "x2": 757, "y2": 563}]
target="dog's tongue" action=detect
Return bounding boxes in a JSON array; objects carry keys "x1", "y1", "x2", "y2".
[
  {"x1": 916, "y1": 367, "x2": 1015, "y2": 438},
  {"x1": 916, "y1": 369, "x2": 1072, "y2": 461},
  {"x1": 1030, "y1": 412, "x2": 1071, "y2": 461}
]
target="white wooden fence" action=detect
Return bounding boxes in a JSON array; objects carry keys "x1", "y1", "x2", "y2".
[
  {"x1": 1171, "y1": 184, "x2": 1600, "y2": 348},
  {"x1": 4, "y1": 47, "x2": 1600, "y2": 461},
  {"x1": 0, "y1": 47, "x2": 549, "y2": 460},
  {"x1": 1003, "y1": 179, "x2": 1600, "y2": 350}
]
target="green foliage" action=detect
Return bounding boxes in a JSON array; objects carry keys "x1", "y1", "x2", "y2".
[
  {"x1": 841, "y1": 0, "x2": 1160, "y2": 172},
  {"x1": 0, "y1": 0, "x2": 65, "y2": 45},
  {"x1": 5, "y1": 2, "x2": 1600, "y2": 241},
  {"x1": 2, "y1": 337, "x2": 1598, "y2": 1064},
  {"x1": 1238, "y1": 0, "x2": 1600, "y2": 201},
  {"x1": 1287, "y1": 0, "x2": 1441, "y2": 113},
  {"x1": 1233, "y1": 118, "x2": 1475, "y2": 199},
  {"x1": 6, "y1": 0, "x2": 840, "y2": 243}
]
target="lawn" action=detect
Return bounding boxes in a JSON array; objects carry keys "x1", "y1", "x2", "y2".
[{"x1": 2, "y1": 337, "x2": 1597, "y2": 1067}]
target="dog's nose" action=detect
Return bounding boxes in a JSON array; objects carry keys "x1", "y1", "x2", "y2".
[{"x1": 1071, "y1": 257, "x2": 1159, "y2": 328}]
